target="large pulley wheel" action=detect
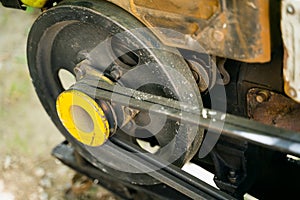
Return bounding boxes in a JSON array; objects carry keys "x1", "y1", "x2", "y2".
[{"x1": 27, "y1": 0, "x2": 203, "y2": 185}]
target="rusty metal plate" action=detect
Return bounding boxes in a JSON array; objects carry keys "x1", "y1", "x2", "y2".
[
  {"x1": 133, "y1": 0, "x2": 219, "y2": 19},
  {"x1": 247, "y1": 88, "x2": 300, "y2": 132},
  {"x1": 106, "y1": 0, "x2": 270, "y2": 62}
]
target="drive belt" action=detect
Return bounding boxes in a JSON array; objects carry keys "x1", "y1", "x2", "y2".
[{"x1": 72, "y1": 78, "x2": 300, "y2": 157}]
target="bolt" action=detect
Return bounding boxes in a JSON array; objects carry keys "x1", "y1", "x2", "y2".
[
  {"x1": 93, "y1": 179, "x2": 99, "y2": 184},
  {"x1": 74, "y1": 66, "x2": 86, "y2": 80},
  {"x1": 288, "y1": 87, "x2": 297, "y2": 98},
  {"x1": 187, "y1": 60, "x2": 209, "y2": 92},
  {"x1": 256, "y1": 90, "x2": 270, "y2": 103},
  {"x1": 213, "y1": 30, "x2": 224, "y2": 42},
  {"x1": 228, "y1": 170, "x2": 237, "y2": 184},
  {"x1": 287, "y1": 4, "x2": 295, "y2": 14},
  {"x1": 229, "y1": 170, "x2": 236, "y2": 177},
  {"x1": 110, "y1": 68, "x2": 122, "y2": 80},
  {"x1": 76, "y1": 50, "x2": 89, "y2": 62}
]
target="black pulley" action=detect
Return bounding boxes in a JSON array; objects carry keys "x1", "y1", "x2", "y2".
[{"x1": 27, "y1": 0, "x2": 203, "y2": 185}]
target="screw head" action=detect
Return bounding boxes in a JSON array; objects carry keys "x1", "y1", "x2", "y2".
[
  {"x1": 288, "y1": 87, "x2": 297, "y2": 98},
  {"x1": 256, "y1": 95, "x2": 265, "y2": 103},
  {"x1": 213, "y1": 30, "x2": 224, "y2": 42},
  {"x1": 74, "y1": 66, "x2": 86, "y2": 80},
  {"x1": 76, "y1": 50, "x2": 89, "y2": 62},
  {"x1": 110, "y1": 69, "x2": 121, "y2": 80},
  {"x1": 256, "y1": 90, "x2": 270, "y2": 103},
  {"x1": 228, "y1": 170, "x2": 237, "y2": 184},
  {"x1": 287, "y1": 5, "x2": 295, "y2": 14},
  {"x1": 110, "y1": 66, "x2": 122, "y2": 80},
  {"x1": 229, "y1": 170, "x2": 236, "y2": 177}
]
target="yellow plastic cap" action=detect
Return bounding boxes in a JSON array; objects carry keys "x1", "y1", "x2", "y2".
[
  {"x1": 56, "y1": 90, "x2": 110, "y2": 146},
  {"x1": 21, "y1": 0, "x2": 47, "y2": 8}
]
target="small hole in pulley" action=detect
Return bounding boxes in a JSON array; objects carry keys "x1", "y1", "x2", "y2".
[
  {"x1": 58, "y1": 69, "x2": 76, "y2": 90},
  {"x1": 111, "y1": 38, "x2": 140, "y2": 68}
]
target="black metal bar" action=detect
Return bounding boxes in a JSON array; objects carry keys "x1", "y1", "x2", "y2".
[
  {"x1": 72, "y1": 79, "x2": 300, "y2": 156},
  {"x1": 52, "y1": 141, "x2": 233, "y2": 199},
  {"x1": 110, "y1": 135, "x2": 234, "y2": 200},
  {"x1": 96, "y1": 137, "x2": 216, "y2": 199},
  {"x1": 52, "y1": 142, "x2": 186, "y2": 200}
]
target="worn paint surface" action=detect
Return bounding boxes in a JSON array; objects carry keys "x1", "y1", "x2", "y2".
[
  {"x1": 56, "y1": 90, "x2": 110, "y2": 146},
  {"x1": 247, "y1": 88, "x2": 300, "y2": 132},
  {"x1": 107, "y1": 0, "x2": 270, "y2": 62},
  {"x1": 281, "y1": 0, "x2": 300, "y2": 103}
]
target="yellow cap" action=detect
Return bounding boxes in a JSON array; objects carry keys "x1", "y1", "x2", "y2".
[
  {"x1": 21, "y1": 0, "x2": 47, "y2": 8},
  {"x1": 56, "y1": 90, "x2": 110, "y2": 146}
]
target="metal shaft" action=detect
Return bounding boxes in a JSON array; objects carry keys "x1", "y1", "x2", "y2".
[{"x1": 72, "y1": 78, "x2": 300, "y2": 156}]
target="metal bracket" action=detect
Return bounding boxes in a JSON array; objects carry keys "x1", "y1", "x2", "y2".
[{"x1": 281, "y1": 0, "x2": 300, "y2": 102}]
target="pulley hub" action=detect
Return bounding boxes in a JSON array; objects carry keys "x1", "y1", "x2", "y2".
[{"x1": 56, "y1": 90, "x2": 110, "y2": 146}]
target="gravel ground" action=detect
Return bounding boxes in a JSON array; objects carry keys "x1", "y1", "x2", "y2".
[{"x1": 0, "y1": 6, "x2": 115, "y2": 200}]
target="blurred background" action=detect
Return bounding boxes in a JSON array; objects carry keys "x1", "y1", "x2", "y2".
[{"x1": 0, "y1": 6, "x2": 114, "y2": 200}]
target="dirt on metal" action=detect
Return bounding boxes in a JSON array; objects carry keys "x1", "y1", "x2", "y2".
[{"x1": 247, "y1": 88, "x2": 300, "y2": 132}]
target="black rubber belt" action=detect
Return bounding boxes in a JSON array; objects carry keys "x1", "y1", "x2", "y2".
[
  {"x1": 52, "y1": 140, "x2": 235, "y2": 200},
  {"x1": 109, "y1": 135, "x2": 235, "y2": 200},
  {"x1": 73, "y1": 78, "x2": 300, "y2": 157}
]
